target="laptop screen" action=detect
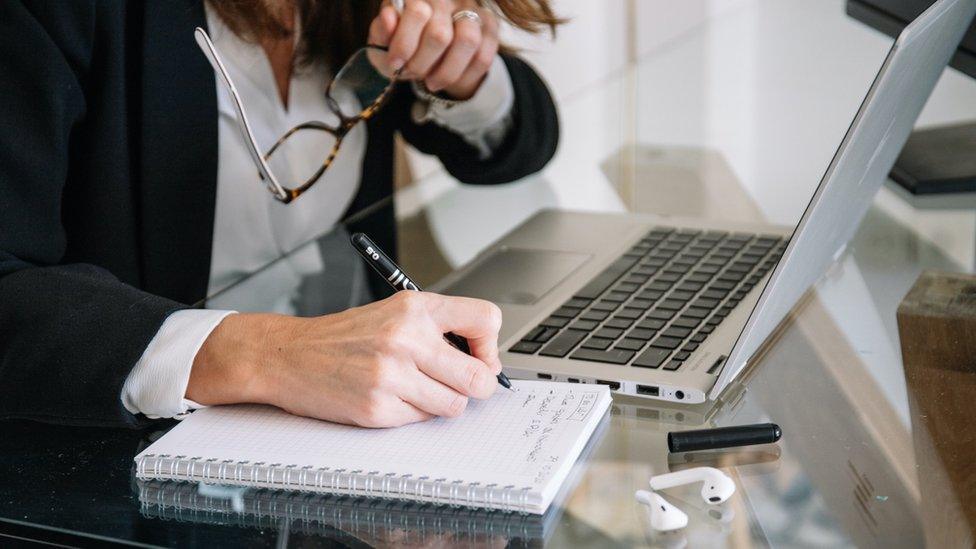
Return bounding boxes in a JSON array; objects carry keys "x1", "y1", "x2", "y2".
[{"x1": 712, "y1": 0, "x2": 976, "y2": 398}]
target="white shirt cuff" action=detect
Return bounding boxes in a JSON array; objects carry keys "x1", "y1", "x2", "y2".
[
  {"x1": 121, "y1": 309, "x2": 237, "y2": 420},
  {"x1": 414, "y1": 55, "x2": 515, "y2": 158}
]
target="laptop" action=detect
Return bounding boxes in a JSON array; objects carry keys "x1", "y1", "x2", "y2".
[{"x1": 435, "y1": 0, "x2": 976, "y2": 404}]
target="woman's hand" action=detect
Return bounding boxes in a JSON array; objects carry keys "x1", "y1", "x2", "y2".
[
  {"x1": 187, "y1": 292, "x2": 504, "y2": 428},
  {"x1": 369, "y1": 0, "x2": 500, "y2": 100}
]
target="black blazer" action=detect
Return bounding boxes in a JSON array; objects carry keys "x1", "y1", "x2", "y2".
[{"x1": 0, "y1": 1, "x2": 558, "y2": 428}]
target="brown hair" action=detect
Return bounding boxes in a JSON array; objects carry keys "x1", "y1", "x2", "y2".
[{"x1": 208, "y1": 0, "x2": 563, "y2": 69}]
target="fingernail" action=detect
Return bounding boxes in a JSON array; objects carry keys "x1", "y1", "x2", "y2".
[{"x1": 389, "y1": 57, "x2": 404, "y2": 71}]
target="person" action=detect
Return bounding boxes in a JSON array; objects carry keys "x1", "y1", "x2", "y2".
[{"x1": 0, "y1": 1, "x2": 559, "y2": 429}]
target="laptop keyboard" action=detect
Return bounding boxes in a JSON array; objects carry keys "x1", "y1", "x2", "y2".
[{"x1": 508, "y1": 228, "x2": 786, "y2": 371}]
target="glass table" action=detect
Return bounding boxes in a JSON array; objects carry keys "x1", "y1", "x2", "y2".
[{"x1": 3, "y1": 1, "x2": 976, "y2": 546}]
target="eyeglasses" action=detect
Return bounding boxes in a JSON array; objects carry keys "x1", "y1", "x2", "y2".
[{"x1": 194, "y1": 27, "x2": 400, "y2": 204}]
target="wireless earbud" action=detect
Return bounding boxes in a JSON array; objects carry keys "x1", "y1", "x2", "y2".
[
  {"x1": 648, "y1": 467, "x2": 736, "y2": 505},
  {"x1": 635, "y1": 490, "x2": 688, "y2": 531}
]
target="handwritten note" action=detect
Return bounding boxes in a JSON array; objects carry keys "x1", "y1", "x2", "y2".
[{"x1": 512, "y1": 385, "x2": 602, "y2": 483}]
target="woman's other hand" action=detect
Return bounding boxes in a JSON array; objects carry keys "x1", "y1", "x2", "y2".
[
  {"x1": 369, "y1": 0, "x2": 500, "y2": 100},
  {"x1": 187, "y1": 292, "x2": 504, "y2": 428}
]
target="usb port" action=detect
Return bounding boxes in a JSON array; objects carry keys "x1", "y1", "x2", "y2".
[
  {"x1": 536, "y1": 373, "x2": 552, "y2": 380},
  {"x1": 637, "y1": 385, "x2": 660, "y2": 396},
  {"x1": 597, "y1": 380, "x2": 620, "y2": 390},
  {"x1": 567, "y1": 378, "x2": 580, "y2": 383}
]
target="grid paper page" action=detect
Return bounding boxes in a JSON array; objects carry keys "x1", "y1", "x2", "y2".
[{"x1": 136, "y1": 380, "x2": 610, "y2": 507}]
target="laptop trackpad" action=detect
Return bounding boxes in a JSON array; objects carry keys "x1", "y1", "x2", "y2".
[{"x1": 443, "y1": 248, "x2": 590, "y2": 305}]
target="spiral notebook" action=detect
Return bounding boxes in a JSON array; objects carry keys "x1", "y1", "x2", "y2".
[{"x1": 135, "y1": 380, "x2": 611, "y2": 514}]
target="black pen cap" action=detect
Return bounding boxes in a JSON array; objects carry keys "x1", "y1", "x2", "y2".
[{"x1": 668, "y1": 423, "x2": 782, "y2": 453}]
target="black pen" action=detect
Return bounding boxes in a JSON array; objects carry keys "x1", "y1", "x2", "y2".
[
  {"x1": 668, "y1": 423, "x2": 782, "y2": 453},
  {"x1": 350, "y1": 232, "x2": 514, "y2": 392}
]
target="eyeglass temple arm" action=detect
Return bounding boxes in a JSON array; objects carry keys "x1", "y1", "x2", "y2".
[{"x1": 193, "y1": 27, "x2": 289, "y2": 202}]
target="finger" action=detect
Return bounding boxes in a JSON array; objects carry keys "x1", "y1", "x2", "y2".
[
  {"x1": 368, "y1": 399, "x2": 434, "y2": 428},
  {"x1": 425, "y1": 17, "x2": 481, "y2": 92},
  {"x1": 368, "y1": 5, "x2": 399, "y2": 47},
  {"x1": 416, "y1": 338, "x2": 497, "y2": 399},
  {"x1": 426, "y1": 295, "x2": 503, "y2": 377},
  {"x1": 402, "y1": 366, "x2": 471, "y2": 417},
  {"x1": 450, "y1": 31, "x2": 498, "y2": 97},
  {"x1": 388, "y1": 0, "x2": 433, "y2": 71},
  {"x1": 404, "y1": 5, "x2": 453, "y2": 78}
]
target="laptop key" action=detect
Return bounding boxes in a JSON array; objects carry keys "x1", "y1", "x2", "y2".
[
  {"x1": 569, "y1": 319, "x2": 599, "y2": 331},
  {"x1": 604, "y1": 291, "x2": 631, "y2": 302},
  {"x1": 615, "y1": 307, "x2": 644, "y2": 320},
  {"x1": 646, "y1": 309, "x2": 675, "y2": 321},
  {"x1": 581, "y1": 337, "x2": 614, "y2": 350},
  {"x1": 691, "y1": 298, "x2": 720, "y2": 309},
  {"x1": 637, "y1": 290, "x2": 665, "y2": 301},
  {"x1": 522, "y1": 326, "x2": 545, "y2": 341},
  {"x1": 682, "y1": 343, "x2": 699, "y2": 352},
  {"x1": 615, "y1": 338, "x2": 646, "y2": 351},
  {"x1": 669, "y1": 290, "x2": 695, "y2": 301},
  {"x1": 676, "y1": 281, "x2": 704, "y2": 292},
  {"x1": 672, "y1": 316, "x2": 701, "y2": 329},
  {"x1": 657, "y1": 299, "x2": 685, "y2": 311},
  {"x1": 574, "y1": 257, "x2": 639, "y2": 299},
  {"x1": 636, "y1": 318, "x2": 666, "y2": 331},
  {"x1": 625, "y1": 274, "x2": 650, "y2": 284},
  {"x1": 591, "y1": 300, "x2": 620, "y2": 312},
  {"x1": 690, "y1": 332, "x2": 707, "y2": 343},
  {"x1": 594, "y1": 327, "x2": 624, "y2": 340},
  {"x1": 629, "y1": 298, "x2": 654, "y2": 309},
  {"x1": 540, "y1": 316, "x2": 569, "y2": 328},
  {"x1": 701, "y1": 289, "x2": 728, "y2": 300},
  {"x1": 661, "y1": 326, "x2": 692, "y2": 339},
  {"x1": 633, "y1": 347, "x2": 671, "y2": 368},
  {"x1": 564, "y1": 297, "x2": 592, "y2": 309},
  {"x1": 674, "y1": 351, "x2": 691, "y2": 361},
  {"x1": 663, "y1": 360, "x2": 683, "y2": 371},
  {"x1": 539, "y1": 330, "x2": 587, "y2": 357},
  {"x1": 682, "y1": 307, "x2": 711, "y2": 319},
  {"x1": 626, "y1": 328, "x2": 657, "y2": 340},
  {"x1": 613, "y1": 282, "x2": 640, "y2": 293},
  {"x1": 650, "y1": 336, "x2": 682, "y2": 350},
  {"x1": 535, "y1": 327, "x2": 560, "y2": 343},
  {"x1": 551, "y1": 306, "x2": 582, "y2": 318},
  {"x1": 510, "y1": 341, "x2": 542, "y2": 354},
  {"x1": 581, "y1": 310, "x2": 610, "y2": 321},
  {"x1": 605, "y1": 318, "x2": 634, "y2": 329},
  {"x1": 570, "y1": 348, "x2": 635, "y2": 365}
]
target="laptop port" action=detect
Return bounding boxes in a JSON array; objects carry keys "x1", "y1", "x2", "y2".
[
  {"x1": 536, "y1": 373, "x2": 552, "y2": 380},
  {"x1": 567, "y1": 378, "x2": 580, "y2": 383},
  {"x1": 675, "y1": 390, "x2": 685, "y2": 400},
  {"x1": 596, "y1": 380, "x2": 620, "y2": 390},
  {"x1": 637, "y1": 385, "x2": 660, "y2": 396}
]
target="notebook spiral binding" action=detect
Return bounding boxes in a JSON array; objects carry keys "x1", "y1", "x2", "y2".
[
  {"x1": 137, "y1": 480, "x2": 548, "y2": 541},
  {"x1": 136, "y1": 454, "x2": 535, "y2": 513}
]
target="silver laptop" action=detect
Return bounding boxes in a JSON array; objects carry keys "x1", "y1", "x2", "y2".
[{"x1": 436, "y1": 0, "x2": 976, "y2": 404}]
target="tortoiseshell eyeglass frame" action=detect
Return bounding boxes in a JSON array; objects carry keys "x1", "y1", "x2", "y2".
[{"x1": 194, "y1": 27, "x2": 401, "y2": 204}]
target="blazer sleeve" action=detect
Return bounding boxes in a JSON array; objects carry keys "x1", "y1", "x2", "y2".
[
  {"x1": 0, "y1": 1, "x2": 185, "y2": 428},
  {"x1": 396, "y1": 54, "x2": 560, "y2": 185}
]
